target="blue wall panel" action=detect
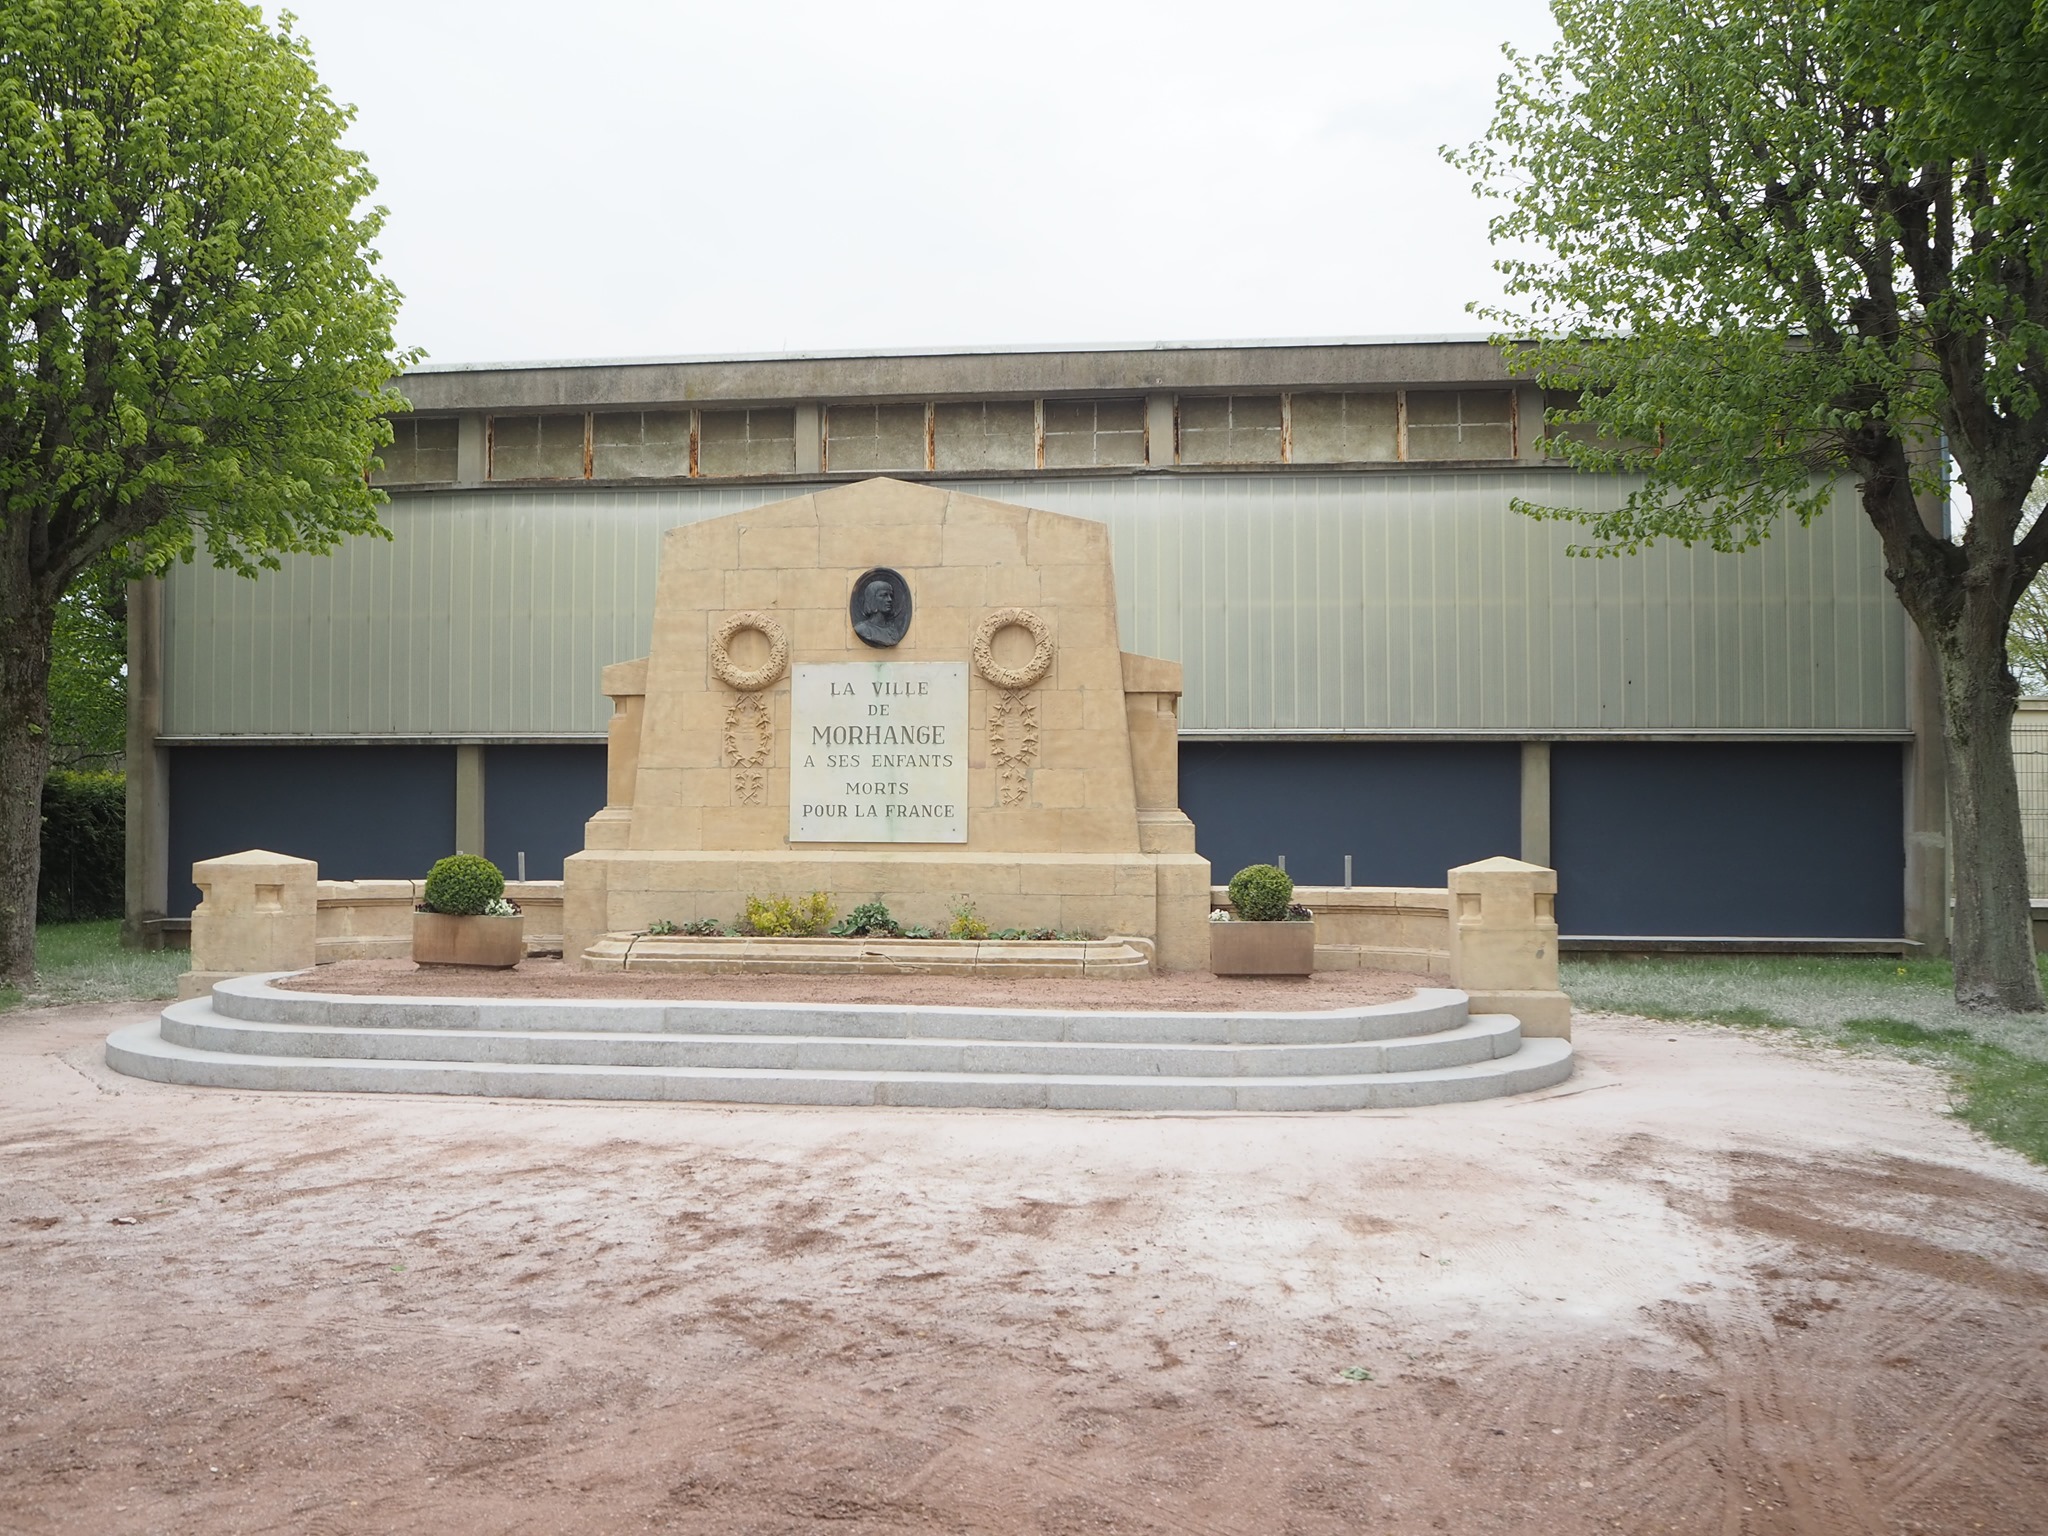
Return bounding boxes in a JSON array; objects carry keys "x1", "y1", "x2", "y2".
[
  {"x1": 1179, "y1": 742, "x2": 1523, "y2": 889},
  {"x1": 485, "y1": 745, "x2": 608, "y2": 881},
  {"x1": 166, "y1": 746, "x2": 456, "y2": 917},
  {"x1": 1550, "y1": 742, "x2": 1903, "y2": 936}
]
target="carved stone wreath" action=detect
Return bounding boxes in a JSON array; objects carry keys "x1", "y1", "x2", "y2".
[
  {"x1": 971, "y1": 608, "x2": 1054, "y2": 691},
  {"x1": 710, "y1": 611, "x2": 790, "y2": 692}
]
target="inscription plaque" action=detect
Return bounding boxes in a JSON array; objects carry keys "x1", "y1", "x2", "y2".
[{"x1": 790, "y1": 661, "x2": 968, "y2": 843}]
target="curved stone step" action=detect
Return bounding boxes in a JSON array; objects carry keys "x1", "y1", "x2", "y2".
[
  {"x1": 160, "y1": 1000, "x2": 1523, "y2": 1078},
  {"x1": 106, "y1": 1017, "x2": 1573, "y2": 1112},
  {"x1": 206, "y1": 974, "x2": 1476, "y2": 1045}
]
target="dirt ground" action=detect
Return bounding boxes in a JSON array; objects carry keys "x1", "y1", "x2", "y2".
[
  {"x1": 282, "y1": 960, "x2": 1424, "y2": 1011},
  {"x1": 3, "y1": 1003, "x2": 2046, "y2": 1535}
]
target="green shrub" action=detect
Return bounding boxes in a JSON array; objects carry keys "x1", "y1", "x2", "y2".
[
  {"x1": 1228, "y1": 863, "x2": 1294, "y2": 922},
  {"x1": 422, "y1": 854, "x2": 505, "y2": 916},
  {"x1": 645, "y1": 918, "x2": 680, "y2": 936},
  {"x1": 947, "y1": 897, "x2": 991, "y2": 941},
  {"x1": 677, "y1": 918, "x2": 727, "y2": 937},
  {"x1": 38, "y1": 771, "x2": 126, "y2": 924},
  {"x1": 742, "y1": 891, "x2": 837, "y2": 937},
  {"x1": 830, "y1": 900, "x2": 900, "y2": 938}
]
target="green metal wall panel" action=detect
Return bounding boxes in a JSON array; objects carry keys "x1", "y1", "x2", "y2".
[{"x1": 159, "y1": 472, "x2": 1905, "y2": 738}]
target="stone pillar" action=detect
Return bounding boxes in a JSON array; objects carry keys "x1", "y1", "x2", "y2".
[
  {"x1": 1446, "y1": 856, "x2": 1572, "y2": 1039},
  {"x1": 585, "y1": 657, "x2": 647, "y2": 851},
  {"x1": 1119, "y1": 652, "x2": 1210, "y2": 972},
  {"x1": 178, "y1": 849, "x2": 318, "y2": 999}
]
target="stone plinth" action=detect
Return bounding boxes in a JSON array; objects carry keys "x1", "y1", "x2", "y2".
[
  {"x1": 565, "y1": 479, "x2": 1212, "y2": 969},
  {"x1": 179, "y1": 849, "x2": 317, "y2": 998},
  {"x1": 1446, "y1": 856, "x2": 1571, "y2": 1039}
]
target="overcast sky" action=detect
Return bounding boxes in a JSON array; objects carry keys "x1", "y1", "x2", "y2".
[{"x1": 267, "y1": 1, "x2": 1560, "y2": 368}]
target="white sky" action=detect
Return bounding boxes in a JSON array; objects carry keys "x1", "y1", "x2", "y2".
[{"x1": 267, "y1": 0, "x2": 1560, "y2": 367}]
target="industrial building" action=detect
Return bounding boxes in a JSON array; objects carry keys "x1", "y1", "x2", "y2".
[{"x1": 124, "y1": 337, "x2": 1944, "y2": 950}]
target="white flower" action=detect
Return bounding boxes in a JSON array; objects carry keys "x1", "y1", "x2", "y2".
[{"x1": 1209, "y1": 909, "x2": 1232, "y2": 922}]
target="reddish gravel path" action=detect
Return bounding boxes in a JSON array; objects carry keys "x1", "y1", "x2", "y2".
[{"x1": 3, "y1": 1002, "x2": 2045, "y2": 1535}]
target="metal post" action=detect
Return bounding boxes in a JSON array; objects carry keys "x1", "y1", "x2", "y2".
[
  {"x1": 1277, "y1": 854, "x2": 1287, "y2": 874},
  {"x1": 517, "y1": 851, "x2": 527, "y2": 882},
  {"x1": 1344, "y1": 854, "x2": 1353, "y2": 889}
]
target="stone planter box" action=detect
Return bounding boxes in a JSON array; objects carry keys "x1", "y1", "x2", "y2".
[
  {"x1": 1209, "y1": 919, "x2": 1316, "y2": 976},
  {"x1": 413, "y1": 911, "x2": 525, "y2": 969}
]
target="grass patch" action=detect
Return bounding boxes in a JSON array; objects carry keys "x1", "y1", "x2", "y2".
[
  {"x1": 1564, "y1": 954, "x2": 2048, "y2": 1166},
  {"x1": 0, "y1": 919, "x2": 185, "y2": 1013}
]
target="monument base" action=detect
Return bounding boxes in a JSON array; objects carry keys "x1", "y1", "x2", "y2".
[
  {"x1": 584, "y1": 932, "x2": 1153, "y2": 977},
  {"x1": 564, "y1": 849, "x2": 1214, "y2": 974}
]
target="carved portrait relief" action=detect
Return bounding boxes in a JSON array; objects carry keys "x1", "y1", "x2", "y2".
[{"x1": 849, "y1": 568, "x2": 912, "y2": 648}]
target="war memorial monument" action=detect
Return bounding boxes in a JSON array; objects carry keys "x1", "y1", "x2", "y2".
[{"x1": 106, "y1": 479, "x2": 1574, "y2": 1109}]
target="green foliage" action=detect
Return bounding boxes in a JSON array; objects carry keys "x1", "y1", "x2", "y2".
[
  {"x1": 742, "y1": 892, "x2": 837, "y2": 937},
  {"x1": 676, "y1": 918, "x2": 726, "y2": 937},
  {"x1": 1451, "y1": 0, "x2": 2048, "y2": 552},
  {"x1": 47, "y1": 575, "x2": 126, "y2": 771},
  {"x1": 1227, "y1": 864, "x2": 1294, "y2": 922},
  {"x1": 421, "y1": 855, "x2": 504, "y2": 917},
  {"x1": 644, "y1": 918, "x2": 680, "y2": 936},
  {"x1": 946, "y1": 898, "x2": 991, "y2": 941},
  {"x1": 37, "y1": 770, "x2": 123, "y2": 923},
  {"x1": 830, "y1": 901, "x2": 901, "y2": 938},
  {"x1": 1, "y1": 0, "x2": 415, "y2": 589}
]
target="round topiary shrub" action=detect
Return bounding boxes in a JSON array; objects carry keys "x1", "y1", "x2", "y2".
[
  {"x1": 422, "y1": 854, "x2": 506, "y2": 916},
  {"x1": 1227, "y1": 863, "x2": 1294, "y2": 922}
]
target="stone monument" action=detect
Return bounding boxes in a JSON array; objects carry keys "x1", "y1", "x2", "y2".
[{"x1": 564, "y1": 478, "x2": 1213, "y2": 969}]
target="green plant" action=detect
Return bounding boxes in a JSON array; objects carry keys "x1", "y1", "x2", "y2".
[
  {"x1": 677, "y1": 918, "x2": 726, "y2": 937},
  {"x1": 645, "y1": 918, "x2": 679, "y2": 936},
  {"x1": 742, "y1": 891, "x2": 837, "y2": 937},
  {"x1": 1228, "y1": 864, "x2": 1294, "y2": 922},
  {"x1": 947, "y1": 898, "x2": 991, "y2": 941},
  {"x1": 38, "y1": 770, "x2": 125, "y2": 924},
  {"x1": 421, "y1": 855, "x2": 505, "y2": 917},
  {"x1": 830, "y1": 901, "x2": 901, "y2": 938}
]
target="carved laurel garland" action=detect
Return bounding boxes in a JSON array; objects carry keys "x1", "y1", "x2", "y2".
[
  {"x1": 973, "y1": 609, "x2": 1053, "y2": 805},
  {"x1": 723, "y1": 692, "x2": 773, "y2": 805},
  {"x1": 971, "y1": 608, "x2": 1054, "y2": 691},
  {"x1": 710, "y1": 612, "x2": 786, "y2": 803},
  {"x1": 988, "y1": 689, "x2": 1039, "y2": 807},
  {"x1": 710, "y1": 611, "x2": 790, "y2": 692}
]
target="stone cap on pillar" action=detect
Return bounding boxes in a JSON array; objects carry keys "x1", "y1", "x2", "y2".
[
  {"x1": 193, "y1": 848, "x2": 319, "y2": 893},
  {"x1": 1448, "y1": 857, "x2": 1558, "y2": 921}
]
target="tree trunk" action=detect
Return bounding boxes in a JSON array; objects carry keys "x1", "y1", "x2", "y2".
[
  {"x1": 1929, "y1": 586, "x2": 2044, "y2": 1011},
  {"x1": 0, "y1": 572, "x2": 56, "y2": 987}
]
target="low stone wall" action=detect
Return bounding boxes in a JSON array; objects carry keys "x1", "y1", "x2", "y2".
[
  {"x1": 316, "y1": 880, "x2": 565, "y2": 962},
  {"x1": 1210, "y1": 884, "x2": 1452, "y2": 977}
]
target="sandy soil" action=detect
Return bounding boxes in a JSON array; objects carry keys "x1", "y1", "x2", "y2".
[
  {"x1": 280, "y1": 959, "x2": 1426, "y2": 1011},
  {"x1": 3, "y1": 1004, "x2": 2046, "y2": 1535}
]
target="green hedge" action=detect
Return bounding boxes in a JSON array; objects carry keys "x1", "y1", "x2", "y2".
[{"x1": 40, "y1": 771, "x2": 125, "y2": 924}]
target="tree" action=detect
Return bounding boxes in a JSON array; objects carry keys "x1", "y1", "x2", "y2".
[
  {"x1": 1, "y1": 0, "x2": 411, "y2": 983},
  {"x1": 1454, "y1": 0, "x2": 2048, "y2": 1010},
  {"x1": 47, "y1": 571, "x2": 127, "y2": 771}
]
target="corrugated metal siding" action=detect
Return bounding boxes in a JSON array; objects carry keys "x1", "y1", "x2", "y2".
[{"x1": 160, "y1": 472, "x2": 1905, "y2": 738}]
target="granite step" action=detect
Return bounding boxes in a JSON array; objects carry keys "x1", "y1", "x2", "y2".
[
  {"x1": 106, "y1": 1014, "x2": 1574, "y2": 1112},
  {"x1": 159, "y1": 1000, "x2": 1524, "y2": 1077}
]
